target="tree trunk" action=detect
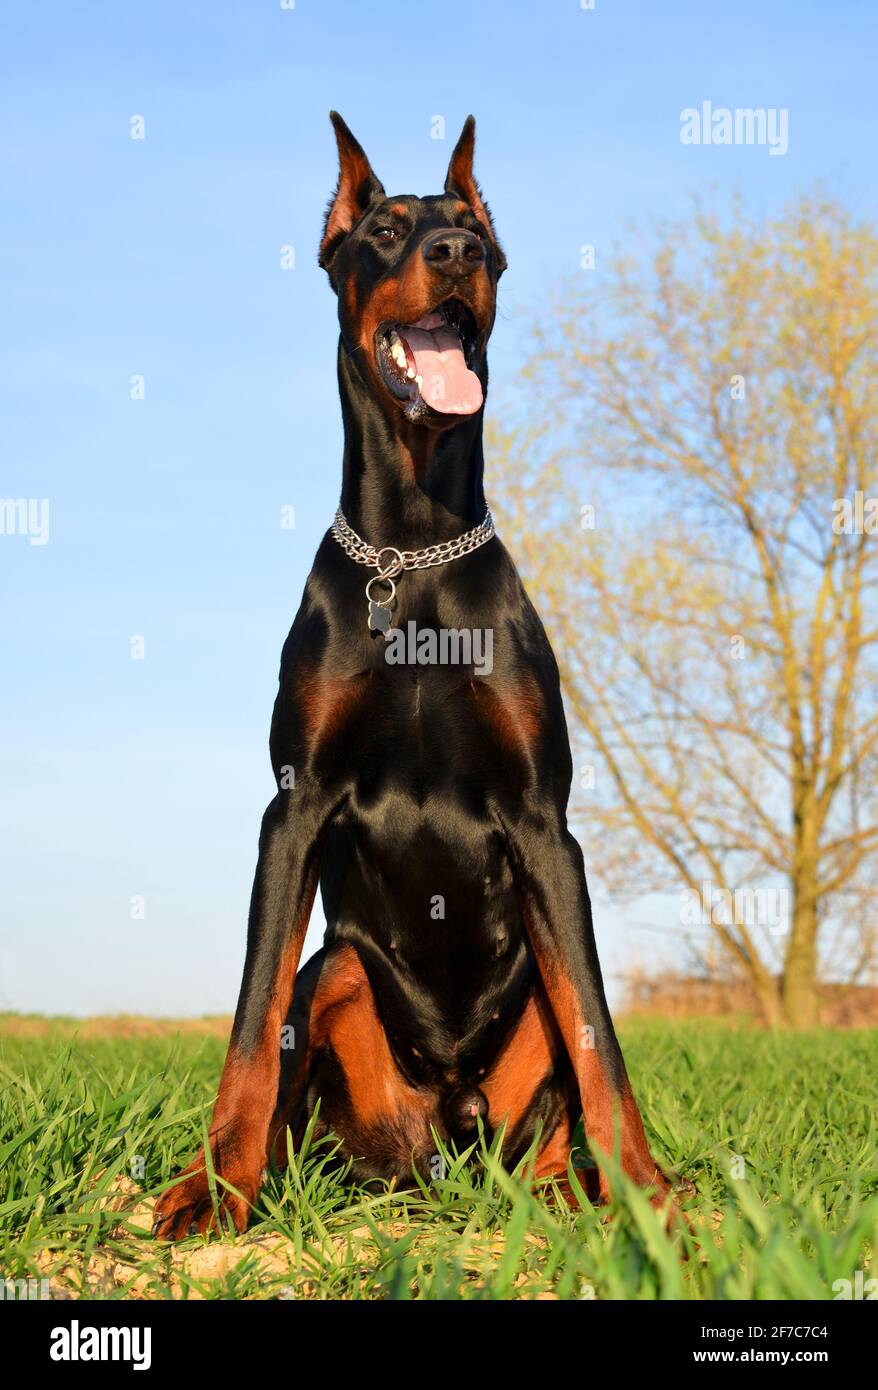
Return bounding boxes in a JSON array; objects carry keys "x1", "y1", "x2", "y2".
[
  {"x1": 748, "y1": 956, "x2": 784, "y2": 1029},
  {"x1": 781, "y1": 890, "x2": 820, "y2": 1027},
  {"x1": 783, "y1": 798, "x2": 821, "y2": 1026}
]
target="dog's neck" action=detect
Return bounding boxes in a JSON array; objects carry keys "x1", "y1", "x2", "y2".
[{"x1": 336, "y1": 344, "x2": 487, "y2": 550}]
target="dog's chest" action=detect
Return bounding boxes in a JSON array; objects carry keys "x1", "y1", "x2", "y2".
[{"x1": 310, "y1": 652, "x2": 537, "y2": 804}]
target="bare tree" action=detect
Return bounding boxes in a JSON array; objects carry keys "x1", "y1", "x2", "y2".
[{"x1": 494, "y1": 192, "x2": 878, "y2": 1026}]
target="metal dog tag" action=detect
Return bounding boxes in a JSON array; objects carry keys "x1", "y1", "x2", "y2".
[{"x1": 368, "y1": 599, "x2": 392, "y2": 634}]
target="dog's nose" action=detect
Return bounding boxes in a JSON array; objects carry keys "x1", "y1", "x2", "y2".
[{"x1": 421, "y1": 228, "x2": 485, "y2": 278}]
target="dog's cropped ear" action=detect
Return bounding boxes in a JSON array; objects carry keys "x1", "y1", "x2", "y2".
[
  {"x1": 319, "y1": 112, "x2": 385, "y2": 274},
  {"x1": 444, "y1": 116, "x2": 507, "y2": 275}
]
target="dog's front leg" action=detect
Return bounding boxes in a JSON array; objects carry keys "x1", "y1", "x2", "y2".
[
  {"x1": 503, "y1": 811, "x2": 671, "y2": 1207},
  {"x1": 153, "y1": 786, "x2": 332, "y2": 1238}
]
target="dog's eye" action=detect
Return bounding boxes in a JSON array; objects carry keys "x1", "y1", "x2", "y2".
[{"x1": 373, "y1": 226, "x2": 397, "y2": 243}]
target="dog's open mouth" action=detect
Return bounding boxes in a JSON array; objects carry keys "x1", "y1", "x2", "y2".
[{"x1": 375, "y1": 299, "x2": 482, "y2": 420}]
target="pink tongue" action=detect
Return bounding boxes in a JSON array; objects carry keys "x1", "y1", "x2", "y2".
[{"x1": 401, "y1": 312, "x2": 483, "y2": 415}]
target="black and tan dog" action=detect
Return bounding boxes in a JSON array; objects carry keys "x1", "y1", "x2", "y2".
[{"x1": 153, "y1": 114, "x2": 674, "y2": 1238}]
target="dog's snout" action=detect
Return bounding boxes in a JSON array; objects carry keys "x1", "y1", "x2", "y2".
[{"x1": 421, "y1": 228, "x2": 485, "y2": 278}]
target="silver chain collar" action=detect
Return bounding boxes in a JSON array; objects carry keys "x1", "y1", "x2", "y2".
[{"x1": 330, "y1": 505, "x2": 495, "y2": 632}]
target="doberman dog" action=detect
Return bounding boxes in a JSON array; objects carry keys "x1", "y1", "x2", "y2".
[{"x1": 153, "y1": 113, "x2": 674, "y2": 1239}]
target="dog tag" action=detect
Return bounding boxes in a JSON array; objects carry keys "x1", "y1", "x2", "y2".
[{"x1": 368, "y1": 599, "x2": 392, "y2": 633}]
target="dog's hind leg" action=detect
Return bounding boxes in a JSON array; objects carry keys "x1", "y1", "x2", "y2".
[
  {"x1": 268, "y1": 943, "x2": 437, "y2": 1184},
  {"x1": 266, "y1": 945, "x2": 331, "y2": 1167},
  {"x1": 501, "y1": 818, "x2": 672, "y2": 1208},
  {"x1": 266, "y1": 942, "x2": 375, "y2": 1166},
  {"x1": 480, "y1": 979, "x2": 600, "y2": 1203}
]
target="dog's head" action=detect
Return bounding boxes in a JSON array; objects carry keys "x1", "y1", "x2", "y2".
[{"x1": 319, "y1": 113, "x2": 505, "y2": 430}]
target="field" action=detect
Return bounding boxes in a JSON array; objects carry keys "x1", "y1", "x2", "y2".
[{"x1": 1, "y1": 1017, "x2": 875, "y2": 1301}]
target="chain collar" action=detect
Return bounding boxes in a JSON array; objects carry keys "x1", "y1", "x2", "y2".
[
  {"x1": 331, "y1": 505, "x2": 494, "y2": 572},
  {"x1": 330, "y1": 505, "x2": 496, "y2": 631}
]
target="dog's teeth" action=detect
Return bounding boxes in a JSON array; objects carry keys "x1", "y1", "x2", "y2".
[
  {"x1": 406, "y1": 367, "x2": 416, "y2": 379},
  {"x1": 415, "y1": 374, "x2": 423, "y2": 388}
]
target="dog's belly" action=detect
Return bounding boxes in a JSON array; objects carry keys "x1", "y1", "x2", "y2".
[{"x1": 317, "y1": 789, "x2": 533, "y2": 1088}]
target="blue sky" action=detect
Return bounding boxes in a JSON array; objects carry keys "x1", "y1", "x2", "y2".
[{"x1": 2, "y1": 0, "x2": 875, "y2": 1015}]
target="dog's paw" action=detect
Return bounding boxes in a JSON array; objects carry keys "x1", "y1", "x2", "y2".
[
  {"x1": 671, "y1": 1172, "x2": 697, "y2": 1199},
  {"x1": 649, "y1": 1169, "x2": 697, "y2": 1239},
  {"x1": 598, "y1": 1160, "x2": 692, "y2": 1231},
  {"x1": 647, "y1": 1172, "x2": 675, "y2": 1203},
  {"x1": 596, "y1": 1154, "x2": 673, "y2": 1204},
  {"x1": 151, "y1": 1151, "x2": 259, "y2": 1241}
]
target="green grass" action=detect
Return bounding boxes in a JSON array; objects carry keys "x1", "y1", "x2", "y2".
[{"x1": 0, "y1": 1020, "x2": 875, "y2": 1300}]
